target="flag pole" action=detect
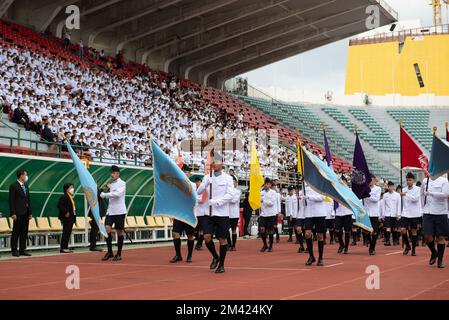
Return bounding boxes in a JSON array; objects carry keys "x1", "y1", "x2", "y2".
[
  {"x1": 446, "y1": 122, "x2": 448, "y2": 180},
  {"x1": 297, "y1": 129, "x2": 307, "y2": 206},
  {"x1": 399, "y1": 118, "x2": 403, "y2": 211},
  {"x1": 424, "y1": 126, "x2": 437, "y2": 206}
]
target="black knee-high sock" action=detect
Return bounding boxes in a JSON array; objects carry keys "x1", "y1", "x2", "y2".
[
  {"x1": 232, "y1": 234, "x2": 237, "y2": 248},
  {"x1": 337, "y1": 230, "x2": 344, "y2": 247},
  {"x1": 295, "y1": 231, "x2": 301, "y2": 243},
  {"x1": 106, "y1": 233, "x2": 113, "y2": 254},
  {"x1": 227, "y1": 234, "x2": 232, "y2": 247},
  {"x1": 366, "y1": 233, "x2": 372, "y2": 245},
  {"x1": 173, "y1": 238, "x2": 181, "y2": 257},
  {"x1": 402, "y1": 233, "x2": 410, "y2": 248},
  {"x1": 352, "y1": 231, "x2": 357, "y2": 244},
  {"x1": 437, "y1": 243, "x2": 445, "y2": 262},
  {"x1": 187, "y1": 239, "x2": 194, "y2": 257},
  {"x1": 219, "y1": 244, "x2": 227, "y2": 267},
  {"x1": 288, "y1": 228, "x2": 293, "y2": 239},
  {"x1": 345, "y1": 232, "x2": 350, "y2": 249},
  {"x1": 318, "y1": 240, "x2": 324, "y2": 260},
  {"x1": 269, "y1": 233, "x2": 274, "y2": 248},
  {"x1": 306, "y1": 237, "x2": 314, "y2": 258},
  {"x1": 197, "y1": 234, "x2": 204, "y2": 247},
  {"x1": 411, "y1": 235, "x2": 418, "y2": 250},
  {"x1": 117, "y1": 235, "x2": 124, "y2": 255},
  {"x1": 427, "y1": 240, "x2": 437, "y2": 256},
  {"x1": 370, "y1": 233, "x2": 378, "y2": 250},
  {"x1": 298, "y1": 232, "x2": 304, "y2": 248},
  {"x1": 206, "y1": 240, "x2": 219, "y2": 259},
  {"x1": 323, "y1": 231, "x2": 327, "y2": 243},
  {"x1": 385, "y1": 231, "x2": 391, "y2": 242},
  {"x1": 261, "y1": 232, "x2": 267, "y2": 247},
  {"x1": 330, "y1": 230, "x2": 334, "y2": 242}
]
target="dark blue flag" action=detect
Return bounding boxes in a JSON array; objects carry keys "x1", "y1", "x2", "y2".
[
  {"x1": 352, "y1": 133, "x2": 371, "y2": 199},
  {"x1": 323, "y1": 130, "x2": 339, "y2": 210}
]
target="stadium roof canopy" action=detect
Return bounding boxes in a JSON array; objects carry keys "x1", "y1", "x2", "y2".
[{"x1": 2, "y1": 0, "x2": 397, "y2": 88}]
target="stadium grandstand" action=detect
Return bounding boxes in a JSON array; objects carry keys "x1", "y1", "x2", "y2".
[{"x1": 2, "y1": 0, "x2": 449, "y2": 303}]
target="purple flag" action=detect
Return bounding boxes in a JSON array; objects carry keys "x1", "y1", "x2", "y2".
[
  {"x1": 351, "y1": 133, "x2": 371, "y2": 199},
  {"x1": 323, "y1": 130, "x2": 339, "y2": 210}
]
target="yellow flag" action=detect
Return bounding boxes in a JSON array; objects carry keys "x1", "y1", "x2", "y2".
[
  {"x1": 296, "y1": 135, "x2": 303, "y2": 175},
  {"x1": 249, "y1": 140, "x2": 264, "y2": 210}
]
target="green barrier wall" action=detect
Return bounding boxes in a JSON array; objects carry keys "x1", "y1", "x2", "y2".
[{"x1": 0, "y1": 153, "x2": 153, "y2": 217}]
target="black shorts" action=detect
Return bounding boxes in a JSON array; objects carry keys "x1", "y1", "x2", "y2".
[
  {"x1": 230, "y1": 218, "x2": 239, "y2": 230},
  {"x1": 172, "y1": 219, "x2": 195, "y2": 236},
  {"x1": 295, "y1": 218, "x2": 305, "y2": 229},
  {"x1": 196, "y1": 216, "x2": 206, "y2": 231},
  {"x1": 335, "y1": 215, "x2": 353, "y2": 232},
  {"x1": 422, "y1": 214, "x2": 449, "y2": 237},
  {"x1": 105, "y1": 214, "x2": 126, "y2": 230},
  {"x1": 289, "y1": 217, "x2": 296, "y2": 228},
  {"x1": 400, "y1": 217, "x2": 420, "y2": 230},
  {"x1": 369, "y1": 216, "x2": 380, "y2": 233},
  {"x1": 304, "y1": 217, "x2": 326, "y2": 234},
  {"x1": 258, "y1": 216, "x2": 277, "y2": 230},
  {"x1": 384, "y1": 216, "x2": 400, "y2": 229},
  {"x1": 325, "y1": 219, "x2": 335, "y2": 229},
  {"x1": 203, "y1": 215, "x2": 230, "y2": 239}
]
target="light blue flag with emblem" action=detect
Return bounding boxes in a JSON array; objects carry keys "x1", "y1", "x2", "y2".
[
  {"x1": 66, "y1": 143, "x2": 108, "y2": 237},
  {"x1": 302, "y1": 147, "x2": 372, "y2": 232},
  {"x1": 151, "y1": 140, "x2": 197, "y2": 227},
  {"x1": 428, "y1": 135, "x2": 449, "y2": 179}
]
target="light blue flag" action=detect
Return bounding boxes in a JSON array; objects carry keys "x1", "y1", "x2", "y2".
[
  {"x1": 302, "y1": 147, "x2": 372, "y2": 232},
  {"x1": 66, "y1": 143, "x2": 108, "y2": 237},
  {"x1": 151, "y1": 140, "x2": 197, "y2": 227},
  {"x1": 429, "y1": 135, "x2": 449, "y2": 179}
]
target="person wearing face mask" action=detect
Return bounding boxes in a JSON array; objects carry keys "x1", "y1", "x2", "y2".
[
  {"x1": 57, "y1": 183, "x2": 76, "y2": 253},
  {"x1": 9, "y1": 169, "x2": 32, "y2": 257}
]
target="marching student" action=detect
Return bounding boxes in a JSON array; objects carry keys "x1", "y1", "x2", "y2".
[
  {"x1": 228, "y1": 175, "x2": 241, "y2": 251},
  {"x1": 365, "y1": 174, "x2": 382, "y2": 255},
  {"x1": 301, "y1": 183, "x2": 326, "y2": 266},
  {"x1": 296, "y1": 185, "x2": 306, "y2": 253},
  {"x1": 334, "y1": 177, "x2": 353, "y2": 254},
  {"x1": 324, "y1": 199, "x2": 335, "y2": 245},
  {"x1": 400, "y1": 172, "x2": 422, "y2": 256},
  {"x1": 382, "y1": 181, "x2": 402, "y2": 246},
  {"x1": 272, "y1": 179, "x2": 282, "y2": 243},
  {"x1": 421, "y1": 175, "x2": 449, "y2": 268},
  {"x1": 194, "y1": 177, "x2": 207, "y2": 250},
  {"x1": 285, "y1": 186, "x2": 297, "y2": 242},
  {"x1": 100, "y1": 165, "x2": 127, "y2": 261},
  {"x1": 196, "y1": 157, "x2": 233, "y2": 273},
  {"x1": 259, "y1": 178, "x2": 278, "y2": 252},
  {"x1": 169, "y1": 165, "x2": 196, "y2": 263}
]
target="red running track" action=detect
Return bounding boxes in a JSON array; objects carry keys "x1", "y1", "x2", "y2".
[{"x1": 0, "y1": 238, "x2": 448, "y2": 300}]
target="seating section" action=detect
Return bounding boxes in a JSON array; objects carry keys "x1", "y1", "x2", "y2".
[
  {"x1": 349, "y1": 109, "x2": 399, "y2": 152},
  {"x1": 203, "y1": 90, "x2": 352, "y2": 173},
  {"x1": 387, "y1": 109, "x2": 432, "y2": 150},
  {"x1": 236, "y1": 95, "x2": 394, "y2": 180}
]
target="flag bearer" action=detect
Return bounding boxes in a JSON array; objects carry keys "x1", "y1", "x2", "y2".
[
  {"x1": 421, "y1": 175, "x2": 449, "y2": 268},
  {"x1": 365, "y1": 174, "x2": 382, "y2": 255},
  {"x1": 196, "y1": 158, "x2": 233, "y2": 273},
  {"x1": 301, "y1": 183, "x2": 326, "y2": 266},
  {"x1": 335, "y1": 177, "x2": 353, "y2": 254}
]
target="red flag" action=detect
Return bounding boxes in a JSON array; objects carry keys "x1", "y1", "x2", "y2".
[
  {"x1": 177, "y1": 148, "x2": 183, "y2": 169},
  {"x1": 400, "y1": 126, "x2": 428, "y2": 173}
]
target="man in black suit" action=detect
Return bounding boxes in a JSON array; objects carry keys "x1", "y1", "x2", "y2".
[
  {"x1": 57, "y1": 183, "x2": 76, "y2": 253},
  {"x1": 9, "y1": 169, "x2": 32, "y2": 257}
]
